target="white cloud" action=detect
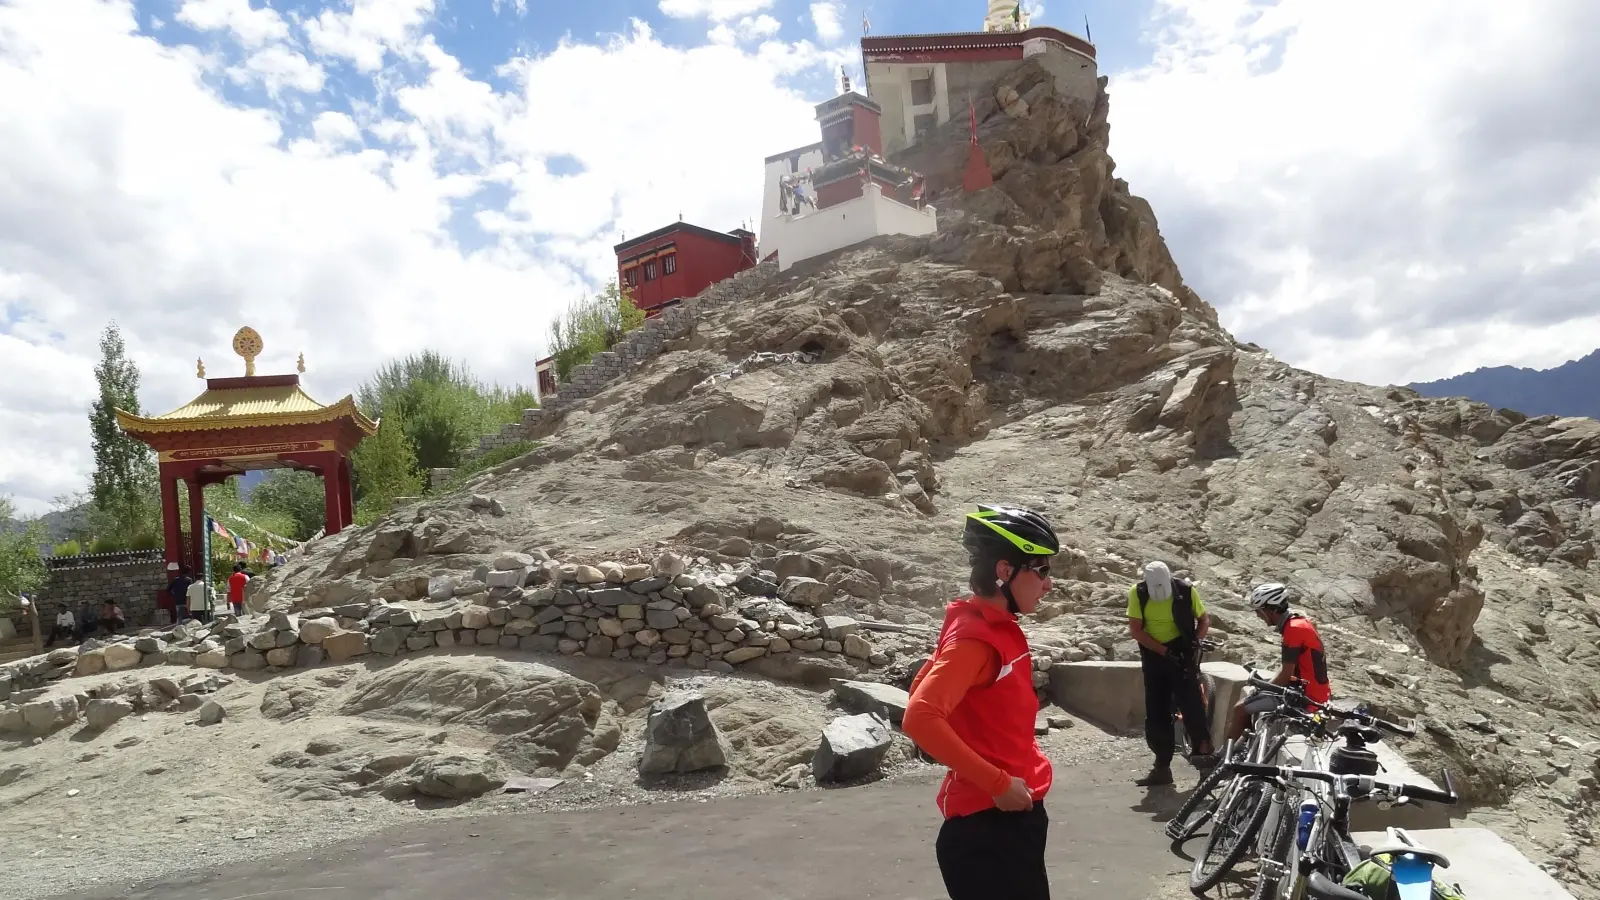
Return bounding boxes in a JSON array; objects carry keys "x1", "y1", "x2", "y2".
[
  {"x1": 491, "y1": 0, "x2": 528, "y2": 15},
  {"x1": 175, "y1": 0, "x2": 289, "y2": 48},
  {"x1": 228, "y1": 45, "x2": 327, "y2": 95},
  {"x1": 709, "y1": 14, "x2": 781, "y2": 45},
  {"x1": 304, "y1": 0, "x2": 435, "y2": 72},
  {"x1": 1112, "y1": 0, "x2": 1600, "y2": 385},
  {"x1": 657, "y1": 0, "x2": 774, "y2": 22},
  {"x1": 809, "y1": 2, "x2": 842, "y2": 43},
  {"x1": 0, "y1": 2, "x2": 833, "y2": 514},
  {"x1": 311, "y1": 110, "x2": 361, "y2": 145}
]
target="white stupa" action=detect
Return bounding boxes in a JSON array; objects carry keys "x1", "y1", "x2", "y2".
[{"x1": 983, "y1": 0, "x2": 1030, "y2": 32}]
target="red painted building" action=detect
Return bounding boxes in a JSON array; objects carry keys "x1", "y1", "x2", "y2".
[{"x1": 615, "y1": 222, "x2": 758, "y2": 317}]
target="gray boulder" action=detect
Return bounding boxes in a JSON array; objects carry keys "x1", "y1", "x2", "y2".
[
  {"x1": 813, "y1": 713, "x2": 893, "y2": 783},
  {"x1": 778, "y1": 576, "x2": 832, "y2": 607},
  {"x1": 640, "y1": 691, "x2": 727, "y2": 775},
  {"x1": 832, "y1": 680, "x2": 910, "y2": 725},
  {"x1": 198, "y1": 700, "x2": 226, "y2": 725},
  {"x1": 411, "y1": 754, "x2": 505, "y2": 800},
  {"x1": 85, "y1": 698, "x2": 134, "y2": 730}
]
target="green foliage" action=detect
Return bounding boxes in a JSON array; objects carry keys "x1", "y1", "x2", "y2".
[
  {"x1": 351, "y1": 409, "x2": 423, "y2": 525},
  {"x1": 51, "y1": 539, "x2": 82, "y2": 557},
  {"x1": 444, "y1": 441, "x2": 539, "y2": 490},
  {"x1": 127, "y1": 532, "x2": 160, "y2": 551},
  {"x1": 248, "y1": 470, "x2": 327, "y2": 542},
  {"x1": 0, "y1": 495, "x2": 49, "y2": 608},
  {"x1": 547, "y1": 281, "x2": 644, "y2": 382},
  {"x1": 355, "y1": 351, "x2": 537, "y2": 474},
  {"x1": 87, "y1": 322, "x2": 158, "y2": 545}
]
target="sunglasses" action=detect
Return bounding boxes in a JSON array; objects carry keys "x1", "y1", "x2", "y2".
[{"x1": 1020, "y1": 559, "x2": 1052, "y2": 578}]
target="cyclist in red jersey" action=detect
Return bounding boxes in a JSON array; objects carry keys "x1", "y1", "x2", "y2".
[
  {"x1": 903, "y1": 504, "x2": 1060, "y2": 900},
  {"x1": 1226, "y1": 582, "x2": 1333, "y2": 741}
]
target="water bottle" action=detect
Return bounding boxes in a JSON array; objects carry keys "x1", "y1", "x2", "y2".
[{"x1": 1296, "y1": 798, "x2": 1318, "y2": 850}]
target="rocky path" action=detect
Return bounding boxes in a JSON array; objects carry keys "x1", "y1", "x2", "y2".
[{"x1": 66, "y1": 761, "x2": 1197, "y2": 900}]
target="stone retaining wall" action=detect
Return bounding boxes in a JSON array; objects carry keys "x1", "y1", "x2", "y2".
[{"x1": 16, "y1": 551, "x2": 167, "y2": 633}]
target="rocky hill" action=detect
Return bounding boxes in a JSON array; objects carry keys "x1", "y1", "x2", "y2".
[
  {"x1": 252, "y1": 59, "x2": 1600, "y2": 895},
  {"x1": 1411, "y1": 349, "x2": 1600, "y2": 421}
]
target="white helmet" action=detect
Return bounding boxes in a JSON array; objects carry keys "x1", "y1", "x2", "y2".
[{"x1": 1249, "y1": 582, "x2": 1290, "y2": 611}]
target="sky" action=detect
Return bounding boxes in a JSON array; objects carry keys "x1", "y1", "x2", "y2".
[{"x1": 2, "y1": 0, "x2": 1598, "y2": 516}]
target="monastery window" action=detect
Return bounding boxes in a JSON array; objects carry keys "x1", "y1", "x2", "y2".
[
  {"x1": 644, "y1": 261, "x2": 657, "y2": 281},
  {"x1": 624, "y1": 267, "x2": 638, "y2": 287},
  {"x1": 913, "y1": 112, "x2": 937, "y2": 140},
  {"x1": 910, "y1": 74, "x2": 935, "y2": 106},
  {"x1": 663, "y1": 254, "x2": 677, "y2": 275}
]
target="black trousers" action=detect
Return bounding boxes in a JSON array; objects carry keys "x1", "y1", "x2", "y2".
[
  {"x1": 1140, "y1": 640, "x2": 1211, "y2": 766},
  {"x1": 936, "y1": 803, "x2": 1050, "y2": 900}
]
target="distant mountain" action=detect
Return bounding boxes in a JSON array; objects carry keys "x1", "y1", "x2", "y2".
[
  {"x1": 1408, "y1": 349, "x2": 1600, "y2": 420},
  {"x1": 1, "y1": 504, "x2": 88, "y2": 544}
]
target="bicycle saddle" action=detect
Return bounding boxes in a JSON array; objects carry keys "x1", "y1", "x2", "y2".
[{"x1": 1368, "y1": 827, "x2": 1451, "y2": 868}]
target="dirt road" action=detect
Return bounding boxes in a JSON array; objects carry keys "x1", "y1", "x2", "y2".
[{"x1": 71, "y1": 763, "x2": 1198, "y2": 900}]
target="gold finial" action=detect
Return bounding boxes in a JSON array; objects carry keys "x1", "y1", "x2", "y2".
[
  {"x1": 297, "y1": 352, "x2": 306, "y2": 374},
  {"x1": 231, "y1": 326, "x2": 264, "y2": 377},
  {"x1": 196, "y1": 358, "x2": 206, "y2": 379}
]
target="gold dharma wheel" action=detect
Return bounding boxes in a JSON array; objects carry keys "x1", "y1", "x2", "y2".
[{"x1": 232, "y1": 326, "x2": 264, "y2": 376}]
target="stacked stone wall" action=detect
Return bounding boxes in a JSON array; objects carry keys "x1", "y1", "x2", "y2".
[{"x1": 15, "y1": 551, "x2": 168, "y2": 633}]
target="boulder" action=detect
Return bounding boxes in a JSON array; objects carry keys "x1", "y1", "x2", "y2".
[
  {"x1": 460, "y1": 606, "x2": 491, "y2": 630},
  {"x1": 322, "y1": 631, "x2": 370, "y2": 662},
  {"x1": 103, "y1": 643, "x2": 143, "y2": 671},
  {"x1": 843, "y1": 634, "x2": 873, "y2": 660},
  {"x1": 495, "y1": 552, "x2": 535, "y2": 570},
  {"x1": 832, "y1": 680, "x2": 910, "y2": 725},
  {"x1": 778, "y1": 576, "x2": 832, "y2": 607},
  {"x1": 724, "y1": 646, "x2": 768, "y2": 664},
  {"x1": 74, "y1": 649, "x2": 107, "y2": 677},
  {"x1": 410, "y1": 754, "x2": 505, "y2": 800},
  {"x1": 85, "y1": 698, "x2": 134, "y2": 730},
  {"x1": 620, "y1": 563, "x2": 653, "y2": 582},
  {"x1": 371, "y1": 626, "x2": 414, "y2": 657},
  {"x1": 195, "y1": 649, "x2": 229, "y2": 668},
  {"x1": 198, "y1": 700, "x2": 226, "y2": 725},
  {"x1": 640, "y1": 691, "x2": 728, "y2": 775},
  {"x1": 299, "y1": 617, "x2": 339, "y2": 644},
  {"x1": 653, "y1": 551, "x2": 687, "y2": 578},
  {"x1": 296, "y1": 645, "x2": 326, "y2": 668},
  {"x1": 266, "y1": 647, "x2": 298, "y2": 668},
  {"x1": 574, "y1": 565, "x2": 605, "y2": 584},
  {"x1": 248, "y1": 631, "x2": 279, "y2": 651},
  {"x1": 230, "y1": 651, "x2": 268, "y2": 671},
  {"x1": 19, "y1": 696, "x2": 79, "y2": 735},
  {"x1": 427, "y1": 576, "x2": 458, "y2": 601},
  {"x1": 813, "y1": 713, "x2": 893, "y2": 783},
  {"x1": 820, "y1": 616, "x2": 860, "y2": 640}
]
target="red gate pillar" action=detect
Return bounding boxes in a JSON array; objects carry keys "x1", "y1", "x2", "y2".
[
  {"x1": 186, "y1": 475, "x2": 206, "y2": 575},
  {"x1": 337, "y1": 457, "x2": 354, "y2": 529},
  {"x1": 320, "y1": 452, "x2": 345, "y2": 536},
  {"x1": 159, "y1": 468, "x2": 183, "y2": 570}
]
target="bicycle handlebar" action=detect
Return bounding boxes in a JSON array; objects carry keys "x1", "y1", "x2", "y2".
[
  {"x1": 1306, "y1": 872, "x2": 1369, "y2": 900},
  {"x1": 1245, "y1": 671, "x2": 1417, "y2": 738},
  {"x1": 1226, "y1": 762, "x2": 1460, "y2": 806}
]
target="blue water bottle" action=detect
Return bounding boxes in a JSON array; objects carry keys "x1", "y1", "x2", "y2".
[{"x1": 1296, "y1": 799, "x2": 1318, "y2": 850}]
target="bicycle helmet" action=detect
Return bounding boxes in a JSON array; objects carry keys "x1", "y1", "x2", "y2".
[
  {"x1": 963, "y1": 505, "x2": 1059, "y2": 615},
  {"x1": 1249, "y1": 582, "x2": 1291, "y2": 612},
  {"x1": 963, "y1": 504, "x2": 1060, "y2": 558}
]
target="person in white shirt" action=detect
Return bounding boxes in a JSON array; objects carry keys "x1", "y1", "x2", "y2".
[
  {"x1": 187, "y1": 578, "x2": 213, "y2": 624},
  {"x1": 48, "y1": 609, "x2": 75, "y2": 647}
]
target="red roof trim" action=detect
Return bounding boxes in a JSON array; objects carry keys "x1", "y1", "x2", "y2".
[{"x1": 861, "y1": 26, "x2": 1095, "y2": 61}]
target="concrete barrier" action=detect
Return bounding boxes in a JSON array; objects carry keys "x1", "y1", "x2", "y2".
[
  {"x1": 1200, "y1": 661, "x2": 1249, "y2": 751},
  {"x1": 1048, "y1": 661, "x2": 1145, "y2": 733},
  {"x1": 1349, "y1": 827, "x2": 1576, "y2": 899}
]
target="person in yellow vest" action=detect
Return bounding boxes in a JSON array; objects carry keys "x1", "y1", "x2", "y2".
[{"x1": 1126, "y1": 561, "x2": 1214, "y2": 786}]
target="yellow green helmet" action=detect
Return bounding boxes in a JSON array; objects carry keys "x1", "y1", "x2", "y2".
[{"x1": 963, "y1": 504, "x2": 1060, "y2": 558}]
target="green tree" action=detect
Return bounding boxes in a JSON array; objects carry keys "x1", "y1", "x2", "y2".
[
  {"x1": 351, "y1": 408, "x2": 423, "y2": 524},
  {"x1": 548, "y1": 281, "x2": 644, "y2": 382},
  {"x1": 87, "y1": 322, "x2": 157, "y2": 546},
  {"x1": 0, "y1": 495, "x2": 48, "y2": 612},
  {"x1": 247, "y1": 470, "x2": 327, "y2": 542},
  {"x1": 355, "y1": 351, "x2": 536, "y2": 473}
]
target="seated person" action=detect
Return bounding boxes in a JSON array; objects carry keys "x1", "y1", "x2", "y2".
[
  {"x1": 99, "y1": 600, "x2": 127, "y2": 634},
  {"x1": 76, "y1": 602, "x2": 99, "y2": 640},
  {"x1": 47, "y1": 608, "x2": 76, "y2": 646}
]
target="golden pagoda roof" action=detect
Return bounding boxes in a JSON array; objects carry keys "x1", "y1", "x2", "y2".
[{"x1": 115, "y1": 377, "x2": 378, "y2": 435}]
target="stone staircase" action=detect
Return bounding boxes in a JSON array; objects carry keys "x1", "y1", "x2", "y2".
[{"x1": 431, "y1": 261, "x2": 781, "y2": 489}]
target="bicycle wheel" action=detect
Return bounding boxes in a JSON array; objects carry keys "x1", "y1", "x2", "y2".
[
  {"x1": 1166, "y1": 756, "x2": 1231, "y2": 842},
  {"x1": 1250, "y1": 800, "x2": 1299, "y2": 900},
  {"x1": 1190, "y1": 778, "x2": 1273, "y2": 895}
]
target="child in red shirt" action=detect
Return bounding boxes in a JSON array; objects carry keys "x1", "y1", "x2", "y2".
[{"x1": 226, "y1": 563, "x2": 250, "y2": 615}]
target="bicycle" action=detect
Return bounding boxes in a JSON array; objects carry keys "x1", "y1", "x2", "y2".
[
  {"x1": 1166, "y1": 673, "x2": 1307, "y2": 844},
  {"x1": 1185, "y1": 676, "x2": 1337, "y2": 894},
  {"x1": 1227, "y1": 759, "x2": 1460, "y2": 900},
  {"x1": 1174, "y1": 637, "x2": 1222, "y2": 760}
]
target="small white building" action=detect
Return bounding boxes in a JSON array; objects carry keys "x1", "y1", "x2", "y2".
[{"x1": 758, "y1": 90, "x2": 937, "y2": 272}]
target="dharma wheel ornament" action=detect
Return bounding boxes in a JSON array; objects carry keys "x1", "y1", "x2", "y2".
[{"x1": 232, "y1": 326, "x2": 264, "y2": 376}]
